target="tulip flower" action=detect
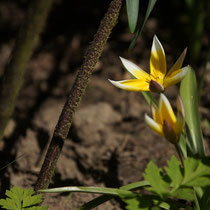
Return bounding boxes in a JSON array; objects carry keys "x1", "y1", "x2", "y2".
[
  {"x1": 144, "y1": 94, "x2": 185, "y2": 144},
  {"x1": 109, "y1": 35, "x2": 189, "y2": 93}
]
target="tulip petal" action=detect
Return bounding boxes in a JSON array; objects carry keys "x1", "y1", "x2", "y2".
[
  {"x1": 168, "y1": 48, "x2": 187, "y2": 73},
  {"x1": 150, "y1": 35, "x2": 166, "y2": 84},
  {"x1": 176, "y1": 96, "x2": 185, "y2": 118},
  {"x1": 151, "y1": 103, "x2": 162, "y2": 124},
  {"x1": 164, "y1": 65, "x2": 189, "y2": 88},
  {"x1": 173, "y1": 113, "x2": 185, "y2": 136},
  {"x1": 145, "y1": 114, "x2": 163, "y2": 136},
  {"x1": 108, "y1": 79, "x2": 150, "y2": 91},
  {"x1": 119, "y1": 57, "x2": 151, "y2": 80},
  {"x1": 159, "y1": 94, "x2": 176, "y2": 125}
]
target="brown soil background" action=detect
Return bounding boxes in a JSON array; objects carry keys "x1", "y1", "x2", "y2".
[{"x1": 0, "y1": 0, "x2": 210, "y2": 209}]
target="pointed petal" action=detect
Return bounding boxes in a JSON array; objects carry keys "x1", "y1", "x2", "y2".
[
  {"x1": 159, "y1": 94, "x2": 176, "y2": 125},
  {"x1": 177, "y1": 96, "x2": 185, "y2": 118},
  {"x1": 164, "y1": 65, "x2": 189, "y2": 88},
  {"x1": 150, "y1": 35, "x2": 166, "y2": 83},
  {"x1": 119, "y1": 57, "x2": 151, "y2": 80},
  {"x1": 108, "y1": 79, "x2": 150, "y2": 91},
  {"x1": 173, "y1": 113, "x2": 185, "y2": 136},
  {"x1": 168, "y1": 48, "x2": 187, "y2": 73},
  {"x1": 151, "y1": 103, "x2": 162, "y2": 124},
  {"x1": 145, "y1": 114, "x2": 163, "y2": 136}
]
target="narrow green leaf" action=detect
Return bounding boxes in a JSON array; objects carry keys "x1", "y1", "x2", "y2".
[
  {"x1": 199, "y1": 187, "x2": 210, "y2": 210},
  {"x1": 178, "y1": 134, "x2": 187, "y2": 158},
  {"x1": 126, "y1": 0, "x2": 139, "y2": 33},
  {"x1": 129, "y1": 0, "x2": 157, "y2": 51},
  {"x1": 39, "y1": 186, "x2": 135, "y2": 197},
  {"x1": 180, "y1": 66, "x2": 205, "y2": 157},
  {"x1": 78, "y1": 181, "x2": 149, "y2": 210}
]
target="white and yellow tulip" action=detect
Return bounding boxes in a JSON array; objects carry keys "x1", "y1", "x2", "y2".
[
  {"x1": 109, "y1": 35, "x2": 189, "y2": 93},
  {"x1": 145, "y1": 94, "x2": 185, "y2": 144}
]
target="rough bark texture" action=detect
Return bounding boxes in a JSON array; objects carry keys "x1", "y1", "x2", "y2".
[
  {"x1": 0, "y1": 0, "x2": 54, "y2": 141},
  {"x1": 34, "y1": 0, "x2": 122, "y2": 191}
]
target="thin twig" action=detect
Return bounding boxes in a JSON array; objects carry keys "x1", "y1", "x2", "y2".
[{"x1": 34, "y1": 0, "x2": 122, "y2": 191}]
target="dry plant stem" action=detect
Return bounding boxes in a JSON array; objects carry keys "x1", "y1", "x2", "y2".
[
  {"x1": 0, "y1": 0, "x2": 54, "y2": 141},
  {"x1": 34, "y1": 0, "x2": 122, "y2": 191}
]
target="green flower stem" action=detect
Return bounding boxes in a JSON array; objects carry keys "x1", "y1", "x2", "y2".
[
  {"x1": 0, "y1": 0, "x2": 54, "y2": 141},
  {"x1": 175, "y1": 143, "x2": 184, "y2": 167},
  {"x1": 34, "y1": 0, "x2": 122, "y2": 191}
]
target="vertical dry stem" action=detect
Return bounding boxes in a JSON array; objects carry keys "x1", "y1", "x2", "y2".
[
  {"x1": 34, "y1": 0, "x2": 122, "y2": 191},
  {"x1": 0, "y1": 0, "x2": 54, "y2": 141}
]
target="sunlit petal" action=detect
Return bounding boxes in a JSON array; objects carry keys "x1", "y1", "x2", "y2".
[
  {"x1": 145, "y1": 114, "x2": 163, "y2": 136},
  {"x1": 163, "y1": 65, "x2": 189, "y2": 88},
  {"x1": 173, "y1": 113, "x2": 185, "y2": 136},
  {"x1": 151, "y1": 103, "x2": 162, "y2": 124},
  {"x1": 150, "y1": 35, "x2": 166, "y2": 83},
  {"x1": 168, "y1": 48, "x2": 187, "y2": 73},
  {"x1": 119, "y1": 57, "x2": 150, "y2": 80},
  {"x1": 159, "y1": 94, "x2": 176, "y2": 125},
  {"x1": 108, "y1": 79, "x2": 150, "y2": 91}
]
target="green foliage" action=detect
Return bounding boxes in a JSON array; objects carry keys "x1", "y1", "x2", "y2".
[
  {"x1": 78, "y1": 181, "x2": 149, "y2": 210},
  {"x1": 129, "y1": 0, "x2": 157, "y2": 51},
  {"x1": 180, "y1": 66, "x2": 205, "y2": 157},
  {"x1": 121, "y1": 156, "x2": 210, "y2": 209},
  {"x1": 0, "y1": 186, "x2": 48, "y2": 210},
  {"x1": 126, "y1": 0, "x2": 139, "y2": 33}
]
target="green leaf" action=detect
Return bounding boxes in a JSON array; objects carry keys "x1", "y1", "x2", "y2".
[
  {"x1": 126, "y1": 0, "x2": 139, "y2": 33},
  {"x1": 199, "y1": 187, "x2": 210, "y2": 210},
  {"x1": 129, "y1": 0, "x2": 157, "y2": 51},
  {"x1": 143, "y1": 161, "x2": 170, "y2": 199},
  {"x1": 180, "y1": 66, "x2": 205, "y2": 157},
  {"x1": 0, "y1": 186, "x2": 48, "y2": 210},
  {"x1": 78, "y1": 181, "x2": 149, "y2": 210},
  {"x1": 164, "y1": 156, "x2": 182, "y2": 188},
  {"x1": 121, "y1": 194, "x2": 157, "y2": 210},
  {"x1": 0, "y1": 198, "x2": 17, "y2": 210},
  {"x1": 121, "y1": 193, "x2": 187, "y2": 210},
  {"x1": 170, "y1": 188, "x2": 194, "y2": 201},
  {"x1": 182, "y1": 157, "x2": 210, "y2": 187},
  {"x1": 40, "y1": 186, "x2": 135, "y2": 197}
]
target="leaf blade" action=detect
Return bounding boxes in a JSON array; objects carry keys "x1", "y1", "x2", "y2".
[
  {"x1": 180, "y1": 66, "x2": 205, "y2": 157},
  {"x1": 129, "y1": 0, "x2": 157, "y2": 51},
  {"x1": 126, "y1": 0, "x2": 140, "y2": 33}
]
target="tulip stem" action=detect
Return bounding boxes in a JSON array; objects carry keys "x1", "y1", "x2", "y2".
[{"x1": 175, "y1": 143, "x2": 184, "y2": 167}]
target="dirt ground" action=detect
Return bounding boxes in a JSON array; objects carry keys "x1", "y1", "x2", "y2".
[{"x1": 0, "y1": 0, "x2": 210, "y2": 209}]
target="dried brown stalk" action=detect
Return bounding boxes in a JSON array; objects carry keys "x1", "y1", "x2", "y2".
[{"x1": 34, "y1": 0, "x2": 122, "y2": 191}]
